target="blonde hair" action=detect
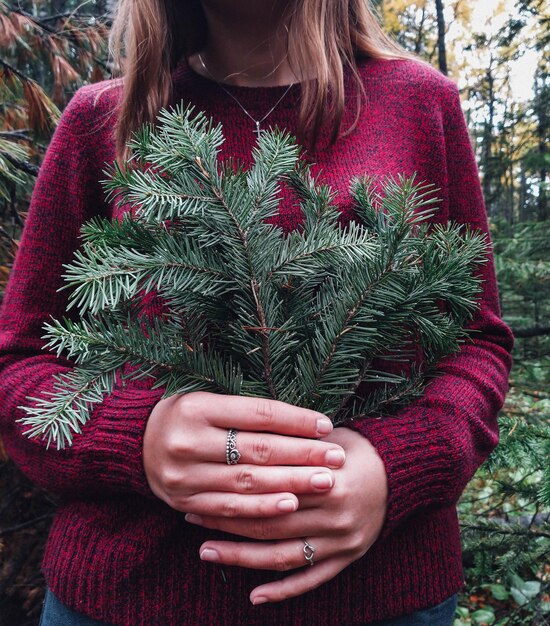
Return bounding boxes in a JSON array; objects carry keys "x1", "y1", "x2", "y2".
[{"x1": 105, "y1": 0, "x2": 421, "y2": 163}]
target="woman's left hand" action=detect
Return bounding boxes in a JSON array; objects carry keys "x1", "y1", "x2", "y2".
[{"x1": 184, "y1": 427, "x2": 388, "y2": 604}]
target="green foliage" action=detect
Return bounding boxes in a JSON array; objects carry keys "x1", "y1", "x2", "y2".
[
  {"x1": 17, "y1": 104, "x2": 487, "y2": 449},
  {"x1": 457, "y1": 217, "x2": 550, "y2": 625},
  {"x1": 493, "y1": 220, "x2": 550, "y2": 329}
]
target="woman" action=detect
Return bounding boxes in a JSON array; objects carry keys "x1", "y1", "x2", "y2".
[{"x1": 0, "y1": 1, "x2": 513, "y2": 624}]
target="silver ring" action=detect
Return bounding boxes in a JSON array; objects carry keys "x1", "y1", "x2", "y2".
[
  {"x1": 302, "y1": 539, "x2": 315, "y2": 566},
  {"x1": 226, "y1": 428, "x2": 241, "y2": 465}
]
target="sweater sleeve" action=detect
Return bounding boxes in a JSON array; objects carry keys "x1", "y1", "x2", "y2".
[
  {"x1": 0, "y1": 86, "x2": 164, "y2": 501},
  {"x1": 349, "y1": 79, "x2": 514, "y2": 539}
]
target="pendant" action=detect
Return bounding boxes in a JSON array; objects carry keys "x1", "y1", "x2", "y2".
[{"x1": 254, "y1": 120, "x2": 262, "y2": 140}]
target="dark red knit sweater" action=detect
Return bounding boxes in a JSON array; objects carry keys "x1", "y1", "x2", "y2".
[{"x1": 0, "y1": 56, "x2": 513, "y2": 625}]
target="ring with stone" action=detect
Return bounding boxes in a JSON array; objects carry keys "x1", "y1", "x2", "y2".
[{"x1": 226, "y1": 428, "x2": 241, "y2": 465}]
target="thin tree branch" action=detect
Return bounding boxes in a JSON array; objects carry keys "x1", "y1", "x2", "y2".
[
  {"x1": 511, "y1": 325, "x2": 550, "y2": 338},
  {"x1": 0, "y1": 151, "x2": 39, "y2": 177}
]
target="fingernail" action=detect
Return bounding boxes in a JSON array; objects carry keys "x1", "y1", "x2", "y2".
[
  {"x1": 200, "y1": 548, "x2": 219, "y2": 562},
  {"x1": 316, "y1": 418, "x2": 333, "y2": 435},
  {"x1": 277, "y1": 499, "x2": 297, "y2": 512},
  {"x1": 252, "y1": 596, "x2": 268, "y2": 605},
  {"x1": 325, "y1": 449, "x2": 345, "y2": 466},
  {"x1": 311, "y1": 472, "x2": 333, "y2": 489},
  {"x1": 185, "y1": 513, "x2": 203, "y2": 525}
]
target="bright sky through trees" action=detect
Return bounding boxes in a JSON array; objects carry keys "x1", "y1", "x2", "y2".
[{"x1": 448, "y1": 0, "x2": 539, "y2": 100}]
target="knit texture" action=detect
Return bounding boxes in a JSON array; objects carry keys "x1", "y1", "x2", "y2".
[{"x1": 0, "y1": 56, "x2": 513, "y2": 625}]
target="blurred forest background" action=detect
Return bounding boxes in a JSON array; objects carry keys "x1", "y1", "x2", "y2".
[{"x1": 0, "y1": 0, "x2": 548, "y2": 624}]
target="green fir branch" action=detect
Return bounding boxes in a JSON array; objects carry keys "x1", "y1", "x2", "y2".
[
  {"x1": 18, "y1": 104, "x2": 489, "y2": 449},
  {"x1": 17, "y1": 367, "x2": 118, "y2": 450}
]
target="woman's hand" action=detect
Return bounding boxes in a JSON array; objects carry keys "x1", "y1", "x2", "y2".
[
  {"x1": 143, "y1": 391, "x2": 346, "y2": 517},
  {"x1": 185, "y1": 427, "x2": 388, "y2": 604}
]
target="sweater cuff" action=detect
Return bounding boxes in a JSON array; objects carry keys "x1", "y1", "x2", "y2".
[
  {"x1": 347, "y1": 404, "x2": 466, "y2": 540},
  {"x1": 85, "y1": 384, "x2": 167, "y2": 500}
]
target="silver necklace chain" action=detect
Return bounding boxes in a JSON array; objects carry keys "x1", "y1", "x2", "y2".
[{"x1": 197, "y1": 52, "x2": 296, "y2": 139}]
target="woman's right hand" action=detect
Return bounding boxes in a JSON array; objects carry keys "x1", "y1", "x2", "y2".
[{"x1": 143, "y1": 392, "x2": 346, "y2": 518}]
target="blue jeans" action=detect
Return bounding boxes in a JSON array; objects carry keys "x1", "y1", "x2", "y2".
[
  {"x1": 39, "y1": 587, "x2": 458, "y2": 625},
  {"x1": 373, "y1": 593, "x2": 458, "y2": 625},
  {"x1": 39, "y1": 589, "x2": 112, "y2": 626}
]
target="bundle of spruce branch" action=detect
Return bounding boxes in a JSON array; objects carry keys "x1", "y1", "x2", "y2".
[{"x1": 18, "y1": 104, "x2": 487, "y2": 449}]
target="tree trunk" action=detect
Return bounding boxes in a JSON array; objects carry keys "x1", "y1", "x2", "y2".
[
  {"x1": 435, "y1": 0, "x2": 448, "y2": 75},
  {"x1": 518, "y1": 165, "x2": 528, "y2": 222},
  {"x1": 534, "y1": 72, "x2": 548, "y2": 221},
  {"x1": 482, "y1": 64, "x2": 496, "y2": 215},
  {"x1": 414, "y1": 6, "x2": 427, "y2": 55}
]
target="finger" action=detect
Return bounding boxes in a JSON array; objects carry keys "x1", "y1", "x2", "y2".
[
  {"x1": 184, "y1": 463, "x2": 335, "y2": 495},
  {"x1": 203, "y1": 430, "x2": 346, "y2": 468},
  {"x1": 249, "y1": 556, "x2": 349, "y2": 604},
  {"x1": 191, "y1": 393, "x2": 333, "y2": 438},
  {"x1": 198, "y1": 537, "x2": 331, "y2": 572},
  {"x1": 185, "y1": 507, "x2": 335, "y2": 540},
  {"x1": 181, "y1": 491, "x2": 300, "y2": 517}
]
